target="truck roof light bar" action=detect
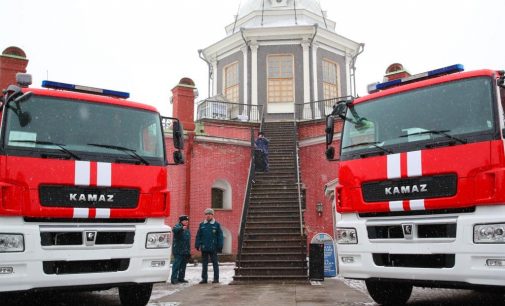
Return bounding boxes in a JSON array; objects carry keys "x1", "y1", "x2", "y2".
[
  {"x1": 367, "y1": 64, "x2": 465, "y2": 94},
  {"x1": 41, "y1": 80, "x2": 130, "y2": 99}
]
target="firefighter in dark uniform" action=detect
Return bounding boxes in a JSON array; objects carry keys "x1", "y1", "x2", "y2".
[
  {"x1": 255, "y1": 131, "x2": 270, "y2": 172},
  {"x1": 170, "y1": 215, "x2": 191, "y2": 284},
  {"x1": 195, "y1": 208, "x2": 224, "y2": 284}
]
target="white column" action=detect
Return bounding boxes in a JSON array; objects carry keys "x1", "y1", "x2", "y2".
[
  {"x1": 312, "y1": 42, "x2": 319, "y2": 102},
  {"x1": 211, "y1": 57, "x2": 218, "y2": 97},
  {"x1": 345, "y1": 51, "x2": 352, "y2": 97},
  {"x1": 241, "y1": 45, "x2": 249, "y2": 119},
  {"x1": 311, "y1": 42, "x2": 320, "y2": 118},
  {"x1": 301, "y1": 40, "x2": 311, "y2": 104},
  {"x1": 241, "y1": 45, "x2": 249, "y2": 106},
  {"x1": 250, "y1": 41, "x2": 259, "y2": 107}
]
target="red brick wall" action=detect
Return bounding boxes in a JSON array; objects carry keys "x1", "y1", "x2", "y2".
[
  {"x1": 188, "y1": 142, "x2": 250, "y2": 254},
  {"x1": 201, "y1": 121, "x2": 259, "y2": 141},
  {"x1": 298, "y1": 120, "x2": 343, "y2": 141},
  {"x1": 298, "y1": 121, "x2": 342, "y2": 244},
  {"x1": 165, "y1": 132, "x2": 251, "y2": 256},
  {"x1": 0, "y1": 54, "x2": 28, "y2": 91}
]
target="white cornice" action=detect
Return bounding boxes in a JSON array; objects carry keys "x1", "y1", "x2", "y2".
[
  {"x1": 195, "y1": 135, "x2": 251, "y2": 147},
  {"x1": 202, "y1": 25, "x2": 361, "y2": 61}
]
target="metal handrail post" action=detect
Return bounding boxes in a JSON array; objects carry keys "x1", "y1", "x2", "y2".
[{"x1": 293, "y1": 113, "x2": 304, "y2": 236}]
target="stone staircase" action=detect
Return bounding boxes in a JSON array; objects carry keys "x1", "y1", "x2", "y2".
[{"x1": 233, "y1": 121, "x2": 308, "y2": 283}]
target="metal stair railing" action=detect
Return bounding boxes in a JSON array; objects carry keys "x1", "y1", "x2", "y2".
[
  {"x1": 196, "y1": 100, "x2": 263, "y2": 123},
  {"x1": 236, "y1": 110, "x2": 264, "y2": 266},
  {"x1": 295, "y1": 96, "x2": 354, "y2": 121},
  {"x1": 292, "y1": 114, "x2": 304, "y2": 237}
]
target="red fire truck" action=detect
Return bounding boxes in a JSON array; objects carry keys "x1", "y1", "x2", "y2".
[
  {"x1": 0, "y1": 74, "x2": 184, "y2": 306},
  {"x1": 325, "y1": 65, "x2": 505, "y2": 304}
]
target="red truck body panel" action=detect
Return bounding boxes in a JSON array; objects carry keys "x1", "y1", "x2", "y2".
[{"x1": 336, "y1": 69, "x2": 504, "y2": 214}]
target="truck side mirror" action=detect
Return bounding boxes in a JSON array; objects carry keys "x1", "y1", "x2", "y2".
[
  {"x1": 325, "y1": 116, "x2": 334, "y2": 145},
  {"x1": 333, "y1": 103, "x2": 347, "y2": 119},
  {"x1": 172, "y1": 120, "x2": 184, "y2": 150},
  {"x1": 325, "y1": 147, "x2": 335, "y2": 160},
  {"x1": 173, "y1": 151, "x2": 184, "y2": 165}
]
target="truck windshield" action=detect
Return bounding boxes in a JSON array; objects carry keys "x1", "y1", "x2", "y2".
[
  {"x1": 340, "y1": 77, "x2": 497, "y2": 160},
  {"x1": 2, "y1": 95, "x2": 165, "y2": 165}
]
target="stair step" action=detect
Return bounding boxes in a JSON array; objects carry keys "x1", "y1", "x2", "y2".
[
  {"x1": 248, "y1": 210, "x2": 300, "y2": 215},
  {"x1": 250, "y1": 196, "x2": 299, "y2": 201},
  {"x1": 247, "y1": 221, "x2": 300, "y2": 226},
  {"x1": 239, "y1": 254, "x2": 306, "y2": 261},
  {"x1": 247, "y1": 212, "x2": 300, "y2": 217},
  {"x1": 235, "y1": 267, "x2": 307, "y2": 276},
  {"x1": 249, "y1": 198, "x2": 301, "y2": 202},
  {"x1": 245, "y1": 229, "x2": 301, "y2": 235},
  {"x1": 244, "y1": 233, "x2": 303, "y2": 239},
  {"x1": 239, "y1": 252, "x2": 305, "y2": 257},
  {"x1": 243, "y1": 238, "x2": 303, "y2": 243},
  {"x1": 252, "y1": 186, "x2": 298, "y2": 191},
  {"x1": 231, "y1": 275, "x2": 308, "y2": 284},
  {"x1": 242, "y1": 241, "x2": 303, "y2": 248},
  {"x1": 236, "y1": 260, "x2": 307, "y2": 268},
  {"x1": 241, "y1": 246, "x2": 303, "y2": 253}
]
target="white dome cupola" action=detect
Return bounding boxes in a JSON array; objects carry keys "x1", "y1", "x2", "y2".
[
  {"x1": 226, "y1": 0, "x2": 335, "y2": 35},
  {"x1": 199, "y1": 0, "x2": 363, "y2": 118}
]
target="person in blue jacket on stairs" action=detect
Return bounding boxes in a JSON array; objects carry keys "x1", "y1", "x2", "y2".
[{"x1": 255, "y1": 131, "x2": 270, "y2": 172}]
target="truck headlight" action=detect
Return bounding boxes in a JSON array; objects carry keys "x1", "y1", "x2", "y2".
[
  {"x1": 336, "y1": 228, "x2": 358, "y2": 244},
  {"x1": 474, "y1": 223, "x2": 505, "y2": 243},
  {"x1": 0, "y1": 234, "x2": 24, "y2": 252},
  {"x1": 146, "y1": 232, "x2": 171, "y2": 249}
]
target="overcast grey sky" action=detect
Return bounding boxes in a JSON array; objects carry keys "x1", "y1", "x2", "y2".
[{"x1": 1, "y1": 0, "x2": 504, "y2": 115}]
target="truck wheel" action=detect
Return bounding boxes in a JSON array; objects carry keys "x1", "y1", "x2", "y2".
[
  {"x1": 118, "y1": 283, "x2": 153, "y2": 306},
  {"x1": 365, "y1": 280, "x2": 412, "y2": 305}
]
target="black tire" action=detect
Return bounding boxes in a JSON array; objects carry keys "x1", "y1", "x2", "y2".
[
  {"x1": 365, "y1": 279, "x2": 413, "y2": 305},
  {"x1": 118, "y1": 283, "x2": 153, "y2": 306}
]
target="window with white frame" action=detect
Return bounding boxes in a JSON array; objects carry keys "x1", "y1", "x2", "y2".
[
  {"x1": 322, "y1": 59, "x2": 340, "y2": 99},
  {"x1": 267, "y1": 54, "x2": 294, "y2": 103},
  {"x1": 224, "y1": 62, "x2": 239, "y2": 103},
  {"x1": 211, "y1": 179, "x2": 232, "y2": 210}
]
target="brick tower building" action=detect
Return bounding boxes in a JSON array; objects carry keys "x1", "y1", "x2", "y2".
[{"x1": 165, "y1": 0, "x2": 364, "y2": 281}]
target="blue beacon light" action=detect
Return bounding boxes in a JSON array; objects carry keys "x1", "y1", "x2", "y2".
[
  {"x1": 367, "y1": 64, "x2": 465, "y2": 94},
  {"x1": 41, "y1": 80, "x2": 130, "y2": 99}
]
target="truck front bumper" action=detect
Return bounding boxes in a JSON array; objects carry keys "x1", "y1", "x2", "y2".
[
  {"x1": 0, "y1": 217, "x2": 171, "y2": 292},
  {"x1": 337, "y1": 205, "x2": 505, "y2": 287}
]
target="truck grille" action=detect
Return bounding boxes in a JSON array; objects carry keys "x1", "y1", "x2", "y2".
[
  {"x1": 359, "y1": 207, "x2": 475, "y2": 218},
  {"x1": 39, "y1": 185, "x2": 139, "y2": 208},
  {"x1": 40, "y1": 231, "x2": 135, "y2": 246},
  {"x1": 43, "y1": 259, "x2": 129, "y2": 275},
  {"x1": 367, "y1": 223, "x2": 456, "y2": 239},
  {"x1": 362, "y1": 174, "x2": 457, "y2": 202},
  {"x1": 372, "y1": 254, "x2": 455, "y2": 268}
]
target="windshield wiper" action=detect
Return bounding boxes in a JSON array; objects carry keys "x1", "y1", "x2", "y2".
[
  {"x1": 342, "y1": 141, "x2": 392, "y2": 154},
  {"x1": 87, "y1": 143, "x2": 149, "y2": 165},
  {"x1": 400, "y1": 129, "x2": 467, "y2": 144},
  {"x1": 10, "y1": 140, "x2": 81, "y2": 160}
]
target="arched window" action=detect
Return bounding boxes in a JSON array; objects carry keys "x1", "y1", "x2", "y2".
[
  {"x1": 211, "y1": 179, "x2": 232, "y2": 210},
  {"x1": 221, "y1": 226, "x2": 232, "y2": 254},
  {"x1": 211, "y1": 188, "x2": 224, "y2": 209}
]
